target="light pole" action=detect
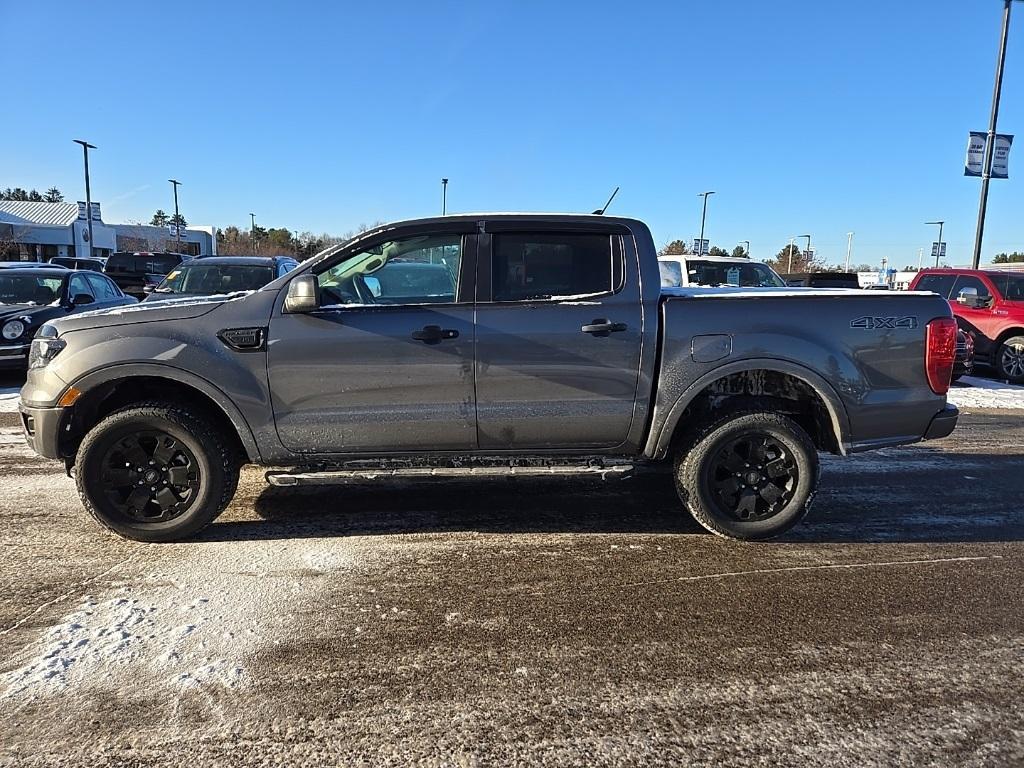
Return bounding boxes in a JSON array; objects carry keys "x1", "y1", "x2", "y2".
[
  {"x1": 918, "y1": 248, "x2": 925, "y2": 270},
  {"x1": 250, "y1": 212, "x2": 258, "y2": 255},
  {"x1": 740, "y1": 240, "x2": 750, "y2": 258},
  {"x1": 800, "y1": 234, "x2": 812, "y2": 270},
  {"x1": 787, "y1": 237, "x2": 796, "y2": 273},
  {"x1": 926, "y1": 221, "x2": 945, "y2": 267},
  {"x1": 441, "y1": 178, "x2": 448, "y2": 215},
  {"x1": 168, "y1": 179, "x2": 182, "y2": 253},
  {"x1": 972, "y1": 0, "x2": 1016, "y2": 269},
  {"x1": 845, "y1": 232, "x2": 855, "y2": 272},
  {"x1": 72, "y1": 139, "x2": 96, "y2": 259},
  {"x1": 697, "y1": 191, "x2": 715, "y2": 255}
]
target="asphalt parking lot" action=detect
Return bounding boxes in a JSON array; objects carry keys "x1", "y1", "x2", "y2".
[{"x1": 1, "y1": 375, "x2": 1022, "y2": 766}]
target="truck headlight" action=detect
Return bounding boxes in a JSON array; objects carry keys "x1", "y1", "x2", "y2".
[
  {"x1": 28, "y1": 325, "x2": 66, "y2": 369},
  {"x1": 2, "y1": 320, "x2": 25, "y2": 341}
]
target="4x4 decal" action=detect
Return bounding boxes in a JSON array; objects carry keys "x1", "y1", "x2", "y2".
[{"x1": 850, "y1": 316, "x2": 919, "y2": 330}]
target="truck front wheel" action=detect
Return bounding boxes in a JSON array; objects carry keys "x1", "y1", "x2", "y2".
[
  {"x1": 75, "y1": 402, "x2": 240, "y2": 542},
  {"x1": 675, "y1": 411, "x2": 819, "y2": 541}
]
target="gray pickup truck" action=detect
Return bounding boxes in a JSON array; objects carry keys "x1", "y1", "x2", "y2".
[{"x1": 18, "y1": 214, "x2": 959, "y2": 542}]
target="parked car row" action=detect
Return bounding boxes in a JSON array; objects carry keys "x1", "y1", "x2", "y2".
[{"x1": 0, "y1": 254, "x2": 300, "y2": 369}]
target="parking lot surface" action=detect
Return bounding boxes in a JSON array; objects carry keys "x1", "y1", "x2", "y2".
[{"x1": 1, "y1": 378, "x2": 1022, "y2": 766}]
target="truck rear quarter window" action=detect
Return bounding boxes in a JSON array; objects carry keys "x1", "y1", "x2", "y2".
[
  {"x1": 492, "y1": 233, "x2": 620, "y2": 301},
  {"x1": 915, "y1": 274, "x2": 957, "y2": 298}
]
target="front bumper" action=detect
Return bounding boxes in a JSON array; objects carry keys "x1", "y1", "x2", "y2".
[
  {"x1": 0, "y1": 343, "x2": 30, "y2": 368},
  {"x1": 18, "y1": 402, "x2": 66, "y2": 459},
  {"x1": 924, "y1": 404, "x2": 959, "y2": 441}
]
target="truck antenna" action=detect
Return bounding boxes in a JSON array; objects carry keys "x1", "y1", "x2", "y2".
[{"x1": 593, "y1": 186, "x2": 620, "y2": 215}]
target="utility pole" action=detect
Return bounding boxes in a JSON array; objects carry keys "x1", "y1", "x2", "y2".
[
  {"x1": 697, "y1": 191, "x2": 715, "y2": 255},
  {"x1": 972, "y1": 0, "x2": 1015, "y2": 269},
  {"x1": 250, "y1": 212, "x2": 258, "y2": 255},
  {"x1": 72, "y1": 139, "x2": 96, "y2": 259},
  {"x1": 918, "y1": 247, "x2": 924, "y2": 270},
  {"x1": 441, "y1": 178, "x2": 448, "y2": 215},
  {"x1": 168, "y1": 179, "x2": 182, "y2": 253},
  {"x1": 845, "y1": 232, "x2": 855, "y2": 272},
  {"x1": 926, "y1": 221, "x2": 945, "y2": 267},
  {"x1": 787, "y1": 237, "x2": 796, "y2": 273}
]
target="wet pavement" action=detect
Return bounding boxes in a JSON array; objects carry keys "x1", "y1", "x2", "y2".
[{"x1": 1, "y1": 394, "x2": 1022, "y2": 766}]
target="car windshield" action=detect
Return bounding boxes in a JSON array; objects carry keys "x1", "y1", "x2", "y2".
[
  {"x1": 0, "y1": 274, "x2": 64, "y2": 305},
  {"x1": 996, "y1": 274, "x2": 1024, "y2": 301},
  {"x1": 154, "y1": 264, "x2": 274, "y2": 295},
  {"x1": 686, "y1": 260, "x2": 785, "y2": 288}
]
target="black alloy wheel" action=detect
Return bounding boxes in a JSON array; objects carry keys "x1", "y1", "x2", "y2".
[
  {"x1": 100, "y1": 431, "x2": 201, "y2": 522},
  {"x1": 704, "y1": 433, "x2": 799, "y2": 522}
]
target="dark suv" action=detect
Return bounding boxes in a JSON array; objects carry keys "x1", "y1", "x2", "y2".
[{"x1": 104, "y1": 251, "x2": 193, "y2": 299}]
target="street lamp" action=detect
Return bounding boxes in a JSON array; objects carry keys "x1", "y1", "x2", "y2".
[
  {"x1": 972, "y1": 0, "x2": 1018, "y2": 269},
  {"x1": 926, "y1": 221, "x2": 945, "y2": 267},
  {"x1": 72, "y1": 139, "x2": 96, "y2": 259},
  {"x1": 168, "y1": 179, "x2": 182, "y2": 253},
  {"x1": 740, "y1": 240, "x2": 750, "y2": 258},
  {"x1": 441, "y1": 178, "x2": 448, "y2": 215},
  {"x1": 250, "y1": 212, "x2": 258, "y2": 255},
  {"x1": 845, "y1": 232, "x2": 855, "y2": 272},
  {"x1": 798, "y1": 234, "x2": 812, "y2": 272},
  {"x1": 787, "y1": 237, "x2": 796, "y2": 273},
  {"x1": 697, "y1": 191, "x2": 715, "y2": 255}
]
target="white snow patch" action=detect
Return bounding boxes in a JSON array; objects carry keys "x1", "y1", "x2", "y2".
[
  {"x1": 0, "y1": 386, "x2": 20, "y2": 413},
  {"x1": 2, "y1": 537, "x2": 369, "y2": 701},
  {"x1": 948, "y1": 376, "x2": 1024, "y2": 410}
]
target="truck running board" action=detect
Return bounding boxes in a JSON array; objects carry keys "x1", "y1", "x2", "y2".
[{"x1": 266, "y1": 463, "x2": 636, "y2": 486}]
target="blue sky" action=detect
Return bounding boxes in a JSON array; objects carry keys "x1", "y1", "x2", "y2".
[{"x1": 3, "y1": 0, "x2": 1021, "y2": 266}]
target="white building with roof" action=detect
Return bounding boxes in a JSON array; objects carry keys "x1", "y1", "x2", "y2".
[{"x1": 0, "y1": 201, "x2": 216, "y2": 262}]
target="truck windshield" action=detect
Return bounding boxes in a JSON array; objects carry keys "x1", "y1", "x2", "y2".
[
  {"x1": 687, "y1": 261, "x2": 785, "y2": 288},
  {"x1": 0, "y1": 274, "x2": 64, "y2": 305},
  {"x1": 154, "y1": 264, "x2": 274, "y2": 295}
]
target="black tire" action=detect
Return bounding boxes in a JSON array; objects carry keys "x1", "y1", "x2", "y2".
[
  {"x1": 75, "y1": 402, "x2": 239, "y2": 542},
  {"x1": 674, "y1": 411, "x2": 819, "y2": 541},
  {"x1": 995, "y1": 335, "x2": 1024, "y2": 384}
]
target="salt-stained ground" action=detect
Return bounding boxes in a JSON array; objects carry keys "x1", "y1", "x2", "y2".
[{"x1": 0, "y1": 402, "x2": 1022, "y2": 766}]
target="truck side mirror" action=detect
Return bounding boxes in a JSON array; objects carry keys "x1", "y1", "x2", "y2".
[
  {"x1": 956, "y1": 287, "x2": 992, "y2": 309},
  {"x1": 284, "y1": 274, "x2": 320, "y2": 313}
]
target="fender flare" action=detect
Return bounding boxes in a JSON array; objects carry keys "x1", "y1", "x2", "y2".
[
  {"x1": 648, "y1": 357, "x2": 852, "y2": 458},
  {"x1": 68, "y1": 362, "x2": 262, "y2": 463}
]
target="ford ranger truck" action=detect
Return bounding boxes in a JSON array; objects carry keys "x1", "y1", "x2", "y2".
[{"x1": 18, "y1": 214, "x2": 959, "y2": 542}]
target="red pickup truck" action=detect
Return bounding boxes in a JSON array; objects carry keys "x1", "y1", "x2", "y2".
[{"x1": 909, "y1": 269, "x2": 1024, "y2": 382}]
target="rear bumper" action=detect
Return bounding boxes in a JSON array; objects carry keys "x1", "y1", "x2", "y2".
[
  {"x1": 924, "y1": 404, "x2": 959, "y2": 441},
  {"x1": 18, "y1": 402, "x2": 66, "y2": 459}
]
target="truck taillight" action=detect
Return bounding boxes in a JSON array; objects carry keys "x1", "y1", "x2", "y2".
[{"x1": 926, "y1": 317, "x2": 957, "y2": 395}]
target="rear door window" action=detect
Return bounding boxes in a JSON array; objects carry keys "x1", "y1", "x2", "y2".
[
  {"x1": 659, "y1": 261, "x2": 683, "y2": 287},
  {"x1": 491, "y1": 233, "x2": 619, "y2": 301},
  {"x1": 914, "y1": 273, "x2": 957, "y2": 298},
  {"x1": 86, "y1": 273, "x2": 119, "y2": 301}
]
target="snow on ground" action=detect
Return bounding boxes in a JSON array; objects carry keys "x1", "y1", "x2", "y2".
[
  {"x1": 948, "y1": 376, "x2": 1024, "y2": 410},
  {"x1": 0, "y1": 525, "x2": 369, "y2": 701},
  {"x1": 0, "y1": 386, "x2": 19, "y2": 414}
]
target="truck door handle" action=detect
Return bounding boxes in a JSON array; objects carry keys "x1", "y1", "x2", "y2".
[
  {"x1": 411, "y1": 325, "x2": 459, "y2": 344},
  {"x1": 581, "y1": 319, "x2": 627, "y2": 337}
]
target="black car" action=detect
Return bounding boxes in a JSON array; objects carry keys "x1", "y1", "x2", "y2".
[
  {"x1": 0, "y1": 261, "x2": 69, "y2": 270},
  {"x1": 143, "y1": 256, "x2": 299, "y2": 302},
  {"x1": 0, "y1": 268, "x2": 136, "y2": 369},
  {"x1": 104, "y1": 251, "x2": 193, "y2": 300},
  {"x1": 952, "y1": 329, "x2": 975, "y2": 382},
  {"x1": 48, "y1": 256, "x2": 107, "y2": 272}
]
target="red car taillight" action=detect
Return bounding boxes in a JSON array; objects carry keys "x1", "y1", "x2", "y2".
[{"x1": 926, "y1": 317, "x2": 957, "y2": 395}]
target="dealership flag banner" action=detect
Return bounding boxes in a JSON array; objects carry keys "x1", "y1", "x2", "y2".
[{"x1": 965, "y1": 132, "x2": 1013, "y2": 178}]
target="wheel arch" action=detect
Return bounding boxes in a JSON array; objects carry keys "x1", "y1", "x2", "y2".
[
  {"x1": 60, "y1": 364, "x2": 261, "y2": 464},
  {"x1": 648, "y1": 359, "x2": 851, "y2": 459}
]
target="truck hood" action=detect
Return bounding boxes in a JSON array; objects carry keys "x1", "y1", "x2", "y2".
[{"x1": 48, "y1": 293, "x2": 253, "y2": 335}]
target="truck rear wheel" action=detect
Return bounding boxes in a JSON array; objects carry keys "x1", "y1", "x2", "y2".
[
  {"x1": 674, "y1": 411, "x2": 819, "y2": 541},
  {"x1": 75, "y1": 402, "x2": 240, "y2": 542},
  {"x1": 995, "y1": 335, "x2": 1024, "y2": 383}
]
